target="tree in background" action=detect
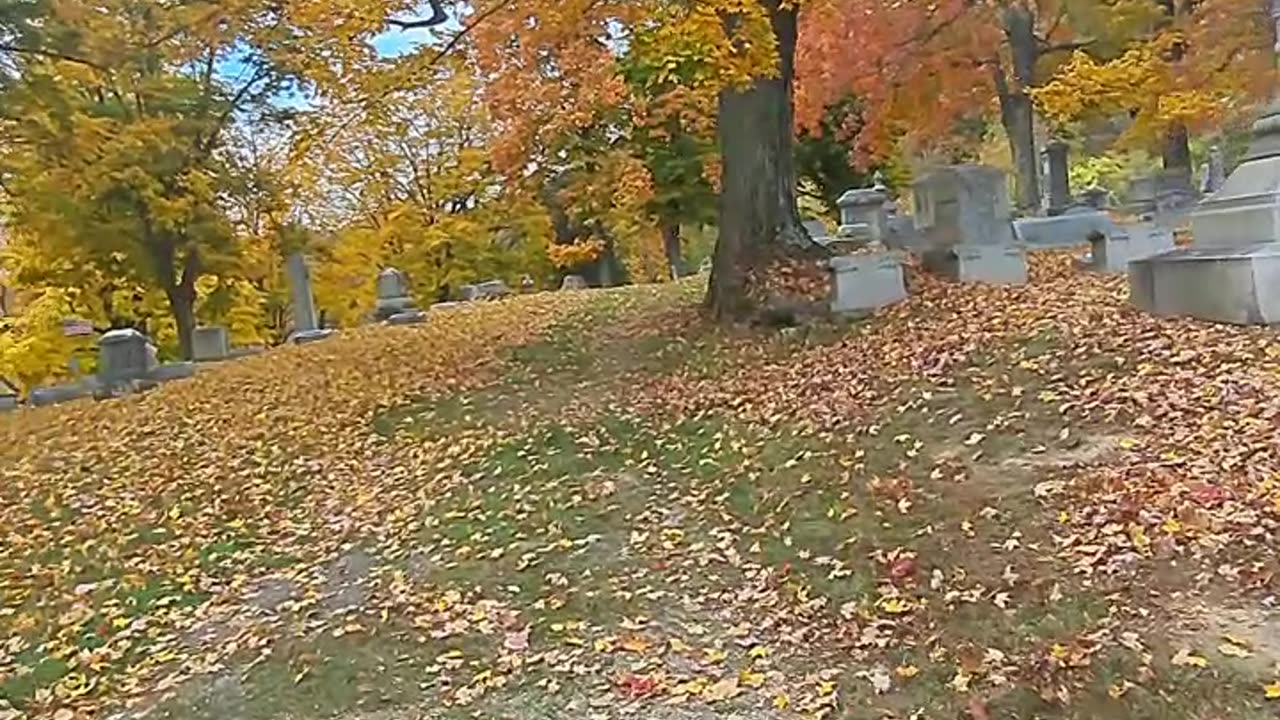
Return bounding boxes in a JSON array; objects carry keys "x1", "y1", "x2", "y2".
[{"x1": 0, "y1": 0, "x2": 292, "y2": 358}]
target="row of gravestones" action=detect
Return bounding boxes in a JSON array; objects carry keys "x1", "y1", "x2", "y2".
[{"x1": 817, "y1": 162, "x2": 1183, "y2": 316}]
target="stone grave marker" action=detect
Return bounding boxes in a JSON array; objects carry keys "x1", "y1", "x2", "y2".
[
  {"x1": 561, "y1": 274, "x2": 589, "y2": 290},
  {"x1": 192, "y1": 326, "x2": 230, "y2": 362},
  {"x1": 836, "y1": 187, "x2": 890, "y2": 244},
  {"x1": 912, "y1": 164, "x2": 1026, "y2": 284},
  {"x1": 828, "y1": 252, "x2": 907, "y2": 314},
  {"x1": 375, "y1": 267, "x2": 420, "y2": 321},
  {"x1": 98, "y1": 329, "x2": 155, "y2": 386},
  {"x1": 287, "y1": 253, "x2": 335, "y2": 344},
  {"x1": 1044, "y1": 140, "x2": 1072, "y2": 215}
]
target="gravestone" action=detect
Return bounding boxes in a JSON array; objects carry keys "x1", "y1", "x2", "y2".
[
  {"x1": 192, "y1": 326, "x2": 230, "y2": 362},
  {"x1": 1089, "y1": 222, "x2": 1176, "y2": 273},
  {"x1": 387, "y1": 310, "x2": 428, "y2": 325},
  {"x1": 286, "y1": 253, "x2": 335, "y2": 343},
  {"x1": 98, "y1": 329, "x2": 155, "y2": 386},
  {"x1": 561, "y1": 275, "x2": 589, "y2": 291},
  {"x1": 1201, "y1": 145, "x2": 1228, "y2": 195},
  {"x1": 802, "y1": 219, "x2": 833, "y2": 245},
  {"x1": 1131, "y1": 7, "x2": 1280, "y2": 326},
  {"x1": 828, "y1": 252, "x2": 907, "y2": 314},
  {"x1": 30, "y1": 383, "x2": 91, "y2": 407},
  {"x1": 1127, "y1": 175, "x2": 1158, "y2": 216},
  {"x1": 1044, "y1": 141, "x2": 1072, "y2": 215},
  {"x1": 375, "y1": 268, "x2": 419, "y2": 321},
  {"x1": 836, "y1": 187, "x2": 889, "y2": 244},
  {"x1": 912, "y1": 165, "x2": 1026, "y2": 284},
  {"x1": 1015, "y1": 209, "x2": 1122, "y2": 250}
]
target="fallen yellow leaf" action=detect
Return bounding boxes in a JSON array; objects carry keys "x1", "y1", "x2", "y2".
[
  {"x1": 1171, "y1": 647, "x2": 1208, "y2": 668},
  {"x1": 703, "y1": 676, "x2": 741, "y2": 702},
  {"x1": 1264, "y1": 681, "x2": 1280, "y2": 699}
]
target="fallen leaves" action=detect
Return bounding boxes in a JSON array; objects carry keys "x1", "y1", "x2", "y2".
[{"x1": 1171, "y1": 647, "x2": 1209, "y2": 669}]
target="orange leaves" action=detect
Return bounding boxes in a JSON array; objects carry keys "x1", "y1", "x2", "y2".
[{"x1": 547, "y1": 240, "x2": 607, "y2": 270}]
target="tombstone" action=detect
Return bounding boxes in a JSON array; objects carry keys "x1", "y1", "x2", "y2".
[
  {"x1": 192, "y1": 326, "x2": 230, "y2": 362},
  {"x1": 29, "y1": 383, "x2": 91, "y2": 407},
  {"x1": 1044, "y1": 141, "x2": 1072, "y2": 216},
  {"x1": 1089, "y1": 222, "x2": 1176, "y2": 273},
  {"x1": 476, "y1": 279, "x2": 512, "y2": 299},
  {"x1": 286, "y1": 253, "x2": 335, "y2": 343},
  {"x1": 1126, "y1": 175, "x2": 1159, "y2": 216},
  {"x1": 561, "y1": 274, "x2": 589, "y2": 291},
  {"x1": 912, "y1": 165, "x2": 1026, "y2": 284},
  {"x1": 1014, "y1": 205, "x2": 1127, "y2": 252},
  {"x1": 802, "y1": 219, "x2": 834, "y2": 245},
  {"x1": 1130, "y1": 50, "x2": 1280, "y2": 325},
  {"x1": 836, "y1": 187, "x2": 890, "y2": 244},
  {"x1": 828, "y1": 252, "x2": 907, "y2": 314},
  {"x1": 374, "y1": 267, "x2": 419, "y2": 321},
  {"x1": 1200, "y1": 145, "x2": 1227, "y2": 195},
  {"x1": 459, "y1": 284, "x2": 480, "y2": 302},
  {"x1": 1079, "y1": 186, "x2": 1110, "y2": 210},
  {"x1": 98, "y1": 329, "x2": 155, "y2": 386}
]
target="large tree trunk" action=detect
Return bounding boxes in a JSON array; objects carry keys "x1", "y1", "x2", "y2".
[
  {"x1": 661, "y1": 221, "x2": 684, "y2": 279},
  {"x1": 706, "y1": 0, "x2": 809, "y2": 319},
  {"x1": 165, "y1": 280, "x2": 197, "y2": 361},
  {"x1": 996, "y1": 3, "x2": 1041, "y2": 213}
]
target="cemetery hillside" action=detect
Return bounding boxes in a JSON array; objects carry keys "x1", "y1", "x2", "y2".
[{"x1": 2, "y1": 1, "x2": 1280, "y2": 719}]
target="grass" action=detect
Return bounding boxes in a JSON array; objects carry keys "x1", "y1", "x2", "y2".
[{"x1": 34, "y1": 275, "x2": 1278, "y2": 720}]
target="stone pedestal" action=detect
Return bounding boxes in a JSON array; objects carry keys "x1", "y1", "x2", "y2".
[
  {"x1": 287, "y1": 253, "x2": 320, "y2": 334},
  {"x1": 829, "y1": 252, "x2": 907, "y2": 314},
  {"x1": 1127, "y1": 175, "x2": 1158, "y2": 216},
  {"x1": 1089, "y1": 223, "x2": 1175, "y2": 273},
  {"x1": 192, "y1": 326, "x2": 230, "y2": 362},
  {"x1": 802, "y1": 219, "x2": 833, "y2": 245},
  {"x1": 387, "y1": 311, "x2": 428, "y2": 326},
  {"x1": 1130, "y1": 99, "x2": 1280, "y2": 325},
  {"x1": 923, "y1": 245, "x2": 1027, "y2": 285},
  {"x1": 836, "y1": 187, "x2": 890, "y2": 243},
  {"x1": 561, "y1": 275, "x2": 589, "y2": 291}
]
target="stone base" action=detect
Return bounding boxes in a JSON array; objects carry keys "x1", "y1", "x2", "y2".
[
  {"x1": 30, "y1": 383, "x2": 92, "y2": 407},
  {"x1": 431, "y1": 301, "x2": 464, "y2": 312},
  {"x1": 1190, "y1": 153, "x2": 1280, "y2": 247},
  {"x1": 923, "y1": 245, "x2": 1027, "y2": 285},
  {"x1": 149, "y1": 362, "x2": 197, "y2": 383},
  {"x1": 375, "y1": 296, "x2": 417, "y2": 320},
  {"x1": 192, "y1": 326, "x2": 230, "y2": 362},
  {"x1": 829, "y1": 252, "x2": 907, "y2": 314},
  {"x1": 387, "y1": 310, "x2": 428, "y2": 326},
  {"x1": 1089, "y1": 223, "x2": 1176, "y2": 273},
  {"x1": 1013, "y1": 211, "x2": 1120, "y2": 249},
  {"x1": 1128, "y1": 244, "x2": 1280, "y2": 325},
  {"x1": 290, "y1": 329, "x2": 337, "y2": 345},
  {"x1": 0, "y1": 396, "x2": 17, "y2": 412}
]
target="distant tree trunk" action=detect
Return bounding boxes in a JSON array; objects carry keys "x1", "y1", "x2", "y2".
[
  {"x1": 1161, "y1": 125, "x2": 1193, "y2": 186},
  {"x1": 166, "y1": 281, "x2": 196, "y2": 361},
  {"x1": 996, "y1": 3, "x2": 1041, "y2": 213},
  {"x1": 661, "y1": 221, "x2": 684, "y2": 279},
  {"x1": 706, "y1": 0, "x2": 810, "y2": 320}
]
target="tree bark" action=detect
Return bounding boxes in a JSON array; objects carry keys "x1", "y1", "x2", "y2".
[
  {"x1": 166, "y1": 280, "x2": 197, "y2": 361},
  {"x1": 661, "y1": 221, "x2": 684, "y2": 279},
  {"x1": 706, "y1": 0, "x2": 809, "y2": 320},
  {"x1": 996, "y1": 3, "x2": 1041, "y2": 213}
]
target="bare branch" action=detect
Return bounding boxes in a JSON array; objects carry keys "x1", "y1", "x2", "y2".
[
  {"x1": 0, "y1": 42, "x2": 105, "y2": 70},
  {"x1": 388, "y1": 0, "x2": 450, "y2": 29}
]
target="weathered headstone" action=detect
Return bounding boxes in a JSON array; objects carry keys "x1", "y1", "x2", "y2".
[
  {"x1": 192, "y1": 326, "x2": 230, "y2": 362},
  {"x1": 286, "y1": 253, "x2": 335, "y2": 343},
  {"x1": 802, "y1": 219, "x2": 833, "y2": 245},
  {"x1": 375, "y1": 268, "x2": 419, "y2": 320},
  {"x1": 98, "y1": 329, "x2": 155, "y2": 386},
  {"x1": 1200, "y1": 145, "x2": 1227, "y2": 195},
  {"x1": 1089, "y1": 222, "x2": 1175, "y2": 273},
  {"x1": 836, "y1": 187, "x2": 890, "y2": 244},
  {"x1": 828, "y1": 252, "x2": 907, "y2": 314},
  {"x1": 1044, "y1": 140, "x2": 1072, "y2": 216},
  {"x1": 1131, "y1": 10, "x2": 1280, "y2": 326},
  {"x1": 1015, "y1": 209, "x2": 1122, "y2": 250},
  {"x1": 561, "y1": 274, "x2": 589, "y2": 291},
  {"x1": 912, "y1": 165, "x2": 1026, "y2": 284},
  {"x1": 1126, "y1": 175, "x2": 1158, "y2": 216}
]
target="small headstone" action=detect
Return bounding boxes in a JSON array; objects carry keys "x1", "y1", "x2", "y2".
[
  {"x1": 459, "y1": 284, "x2": 480, "y2": 302},
  {"x1": 192, "y1": 326, "x2": 230, "y2": 362},
  {"x1": 0, "y1": 378, "x2": 17, "y2": 413},
  {"x1": 561, "y1": 274, "x2": 589, "y2": 291},
  {"x1": 802, "y1": 219, "x2": 833, "y2": 244},
  {"x1": 375, "y1": 267, "x2": 419, "y2": 320},
  {"x1": 924, "y1": 245, "x2": 1028, "y2": 285},
  {"x1": 474, "y1": 279, "x2": 512, "y2": 300},
  {"x1": 292, "y1": 329, "x2": 337, "y2": 345},
  {"x1": 828, "y1": 251, "x2": 907, "y2": 314},
  {"x1": 98, "y1": 329, "x2": 155, "y2": 386},
  {"x1": 1079, "y1": 186, "x2": 1110, "y2": 210},
  {"x1": 286, "y1": 253, "x2": 320, "y2": 335},
  {"x1": 1127, "y1": 175, "x2": 1159, "y2": 215},
  {"x1": 912, "y1": 165, "x2": 1016, "y2": 249},
  {"x1": 1201, "y1": 145, "x2": 1227, "y2": 195}
]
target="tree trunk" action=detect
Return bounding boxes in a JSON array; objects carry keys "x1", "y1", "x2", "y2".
[
  {"x1": 706, "y1": 0, "x2": 809, "y2": 319},
  {"x1": 996, "y1": 3, "x2": 1042, "y2": 213},
  {"x1": 166, "y1": 280, "x2": 197, "y2": 361},
  {"x1": 1161, "y1": 122, "x2": 1193, "y2": 186},
  {"x1": 661, "y1": 221, "x2": 684, "y2": 279}
]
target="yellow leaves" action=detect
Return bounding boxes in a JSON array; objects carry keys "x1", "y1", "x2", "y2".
[
  {"x1": 876, "y1": 596, "x2": 916, "y2": 615},
  {"x1": 1264, "y1": 681, "x2": 1280, "y2": 699},
  {"x1": 702, "y1": 676, "x2": 741, "y2": 702},
  {"x1": 739, "y1": 670, "x2": 767, "y2": 688}
]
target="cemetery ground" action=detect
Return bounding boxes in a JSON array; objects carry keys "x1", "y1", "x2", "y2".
[{"x1": 4, "y1": 255, "x2": 1280, "y2": 720}]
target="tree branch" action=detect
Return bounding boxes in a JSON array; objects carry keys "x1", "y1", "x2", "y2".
[
  {"x1": 388, "y1": 0, "x2": 450, "y2": 29},
  {"x1": 0, "y1": 42, "x2": 105, "y2": 70}
]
